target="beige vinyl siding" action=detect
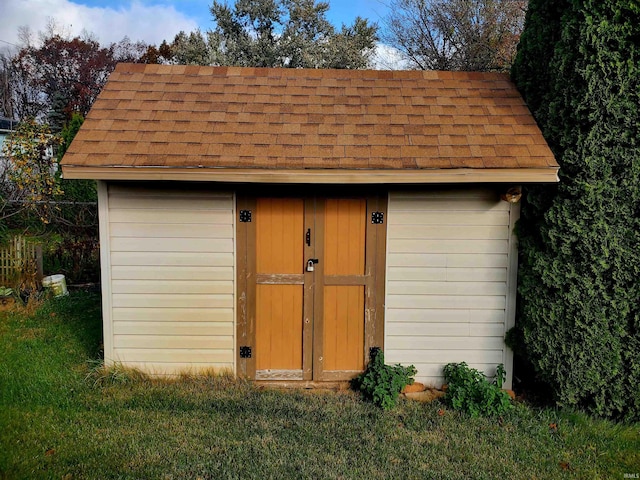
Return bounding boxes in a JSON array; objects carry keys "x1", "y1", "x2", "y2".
[
  {"x1": 385, "y1": 189, "x2": 516, "y2": 388},
  {"x1": 104, "y1": 183, "x2": 235, "y2": 375}
]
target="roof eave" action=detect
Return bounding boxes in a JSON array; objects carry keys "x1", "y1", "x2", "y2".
[{"x1": 61, "y1": 166, "x2": 560, "y2": 184}]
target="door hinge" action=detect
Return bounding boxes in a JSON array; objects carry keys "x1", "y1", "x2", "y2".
[
  {"x1": 371, "y1": 212, "x2": 384, "y2": 224},
  {"x1": 239, "y1": 210, "x2": 252, "y2": 222},
  {"x1": 239, "y1": 346, "x2": 252, "y2": 358}
]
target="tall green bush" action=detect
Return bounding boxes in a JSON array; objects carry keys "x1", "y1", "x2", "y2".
[{"x1": 511, "y1": 0, "x2": 640, "y2": 419}]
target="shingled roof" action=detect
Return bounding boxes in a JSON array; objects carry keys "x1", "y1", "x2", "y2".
[{"x1": 61, "y1": 63, "x2": 558, "y2": 183}]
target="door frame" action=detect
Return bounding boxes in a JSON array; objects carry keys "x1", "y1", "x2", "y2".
[{"x1": 235, "y1": 188, "x2": 387, "y2": 382}]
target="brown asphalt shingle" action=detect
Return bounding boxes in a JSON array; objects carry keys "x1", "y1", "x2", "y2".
[{"x1": 61, "y1": 63, "x2": 558, "y2": 171}]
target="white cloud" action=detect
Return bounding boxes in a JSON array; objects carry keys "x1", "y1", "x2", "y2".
[
  {"x1": 0, "y1": 0, "x2": 199, "y2": 47},
  {"x1": 372, "y1": 42, "x2": 409, "y2": 70}
]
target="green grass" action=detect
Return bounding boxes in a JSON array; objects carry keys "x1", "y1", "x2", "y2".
[{"x1": 1, "y1": 293, "x2": 639, "y2": 479}]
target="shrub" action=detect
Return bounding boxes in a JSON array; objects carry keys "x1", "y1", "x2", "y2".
[
  {"x1": 511, "y1": 0, "x2": 640, "y2": 419},
  {"x1": 43, "y1": 233, "x2": 100, "y2": 284},
  {"x1": 352, "y1": 348, "x2": 417, "y2": 410},
  {"x1": 443, "y1": 362, "x2": 513, "y2": 417}
]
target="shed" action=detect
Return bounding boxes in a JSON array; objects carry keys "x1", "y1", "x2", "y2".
[{"x1": 61, "y1": 63, "x2": 558, "y2": 388}]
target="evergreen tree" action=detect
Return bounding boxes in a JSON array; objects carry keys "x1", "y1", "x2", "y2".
[
  {"x1": 47, "y1": 91, "x2": 69, "y2": 133},
  {"x1": 208, "y1": 0, "x2": 377, "y2": 68},
  {"x1": 171, "y1": 30, "x2": 214, "y2": 66},
  {"x1": 511, "y1": 0, "x2": 640, "y2": 419}
]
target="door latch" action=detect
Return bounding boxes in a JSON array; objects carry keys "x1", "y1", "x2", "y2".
[{"x1": 306, "y1": 258, "x2": 318, "y2": 272}]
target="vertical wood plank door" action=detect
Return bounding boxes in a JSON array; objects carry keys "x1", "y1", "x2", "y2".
[
  {"x1": 241, "y1": 194, "x2": 386, "y2": 383},
  {"x1": 318, "y1": 199, "x2": 367, "y2": 380},
  {"x1": 255, "y1": 198, "x2": 305, "y2": 379}
]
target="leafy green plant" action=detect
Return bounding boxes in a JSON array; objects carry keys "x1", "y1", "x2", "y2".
[
  {"x1": 352, "y1": 348, "x2": 417, "y2": 410},
  {"x1": 443, "y1": 362, "x2": 513, "y2": 417},
  {"x1": 1, "y1": 119, "x2": 62, "y2": 226}
]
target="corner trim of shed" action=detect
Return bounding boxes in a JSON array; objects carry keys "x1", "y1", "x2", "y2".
[{"x1": 97, "y1": 180, "x2": 114, "y2": 365}]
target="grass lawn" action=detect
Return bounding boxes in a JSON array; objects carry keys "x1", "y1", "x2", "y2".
[{"x1": 1, "y1": 293, "x2": 639, "y2": 479}]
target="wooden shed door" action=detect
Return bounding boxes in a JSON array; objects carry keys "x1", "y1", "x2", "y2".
[
  {"x1": 255, "y1": 198, "x2": 305, "y2": 377},
  {"x1": 236, "y1": 195, "x2": 387, "y2": 382},
  {"x1": 316, "y1": 199, "x2": 367, "y2": 380}
]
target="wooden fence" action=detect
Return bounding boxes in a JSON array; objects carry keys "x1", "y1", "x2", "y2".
[{"x1": 0, "y1": 235, "x2": 43, "y2": 285}]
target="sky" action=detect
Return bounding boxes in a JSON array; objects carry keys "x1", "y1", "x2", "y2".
[{"x1": 0, "y1": 0, "x2": 391, "y2": 49}]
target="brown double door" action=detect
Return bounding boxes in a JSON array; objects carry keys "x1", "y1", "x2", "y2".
[{"x1": 236, "y1": 195, "x2": 386, "y2": 382}]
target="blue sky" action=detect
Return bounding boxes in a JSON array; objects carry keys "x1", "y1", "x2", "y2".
[
  {"x1": 64, "y1": 0, "x2": 389, "y2": 31},
  {"x1": 0, "y1": 0, "x2": 389, "y2": 49}
]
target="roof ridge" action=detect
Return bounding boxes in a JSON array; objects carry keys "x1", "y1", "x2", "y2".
[{"x1": 113, "y1": 63, "x2": 510, "y2": 82}]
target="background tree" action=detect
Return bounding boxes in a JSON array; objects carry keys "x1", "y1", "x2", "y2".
[
  {"x1": 323, "y1": 18, "x2": 378, "y2": 70},
  {"x1": 383, "y1": 0, "x2": 527, "y2": 71},
  {"x1": 12, "y1": 34, "x2": 116, "y2": 123},
  {"x1": 280, "y1": 0, "x2": 334, "y2": 68},
  {"x1": 7, "y1": 47, "x2": 46, "y2": 121},
  {"x1": 57, "y1": 113, "x2": 95, "y2": 199},
  {"x1": 111, "y1": 36, "x2": 153, "y2": 63},
  {"x1": 207, "y1": 0, "x2": 377, "y2": 68},
  {"x1": 0, "y1": 119, "x2": 62, "y2": 227},
  {"x1": 47, "y1": 91, "x2": 69, "y2": 133},
  {"x1": 4, "y1": 27, "x2": 157, "y2": 125},
  {"x1": 0, "y1": 51, "x2": 16, "y2": 119},
  {"x1": 56, "y1": 113, "x2": 97, "y2": 215},
  {"x1": 511, "y1": 0, "x2": 640, "y2": 419},
  {"x1": 138, "y1": 41, "x2": 173, "y2": 65},
  {"x1": 209, "y1": 0, "x2": 285, "y2": 67},
  {"x1": 170, "y1": 30, "x2": 214, "y2": 65}
]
